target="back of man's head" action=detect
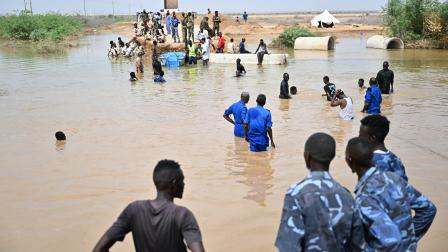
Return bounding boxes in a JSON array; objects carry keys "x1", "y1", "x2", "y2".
[
  {"x1": 360, "y1": 115, "x2": 390, "y2": 143},
  {"x1": 346, "y1": 137, "x2": 373, "y2": 168},
  {"x1": 55, "y1": 131, "x2": 66, "y2": 141},
  {"x1": 304, "y1": 133, "x2": 335, "y2": 168},
  {"x1": 369, "y1": 77, "x2": 376, "y2": 86},
  {"x1": 256, "y1": 94, "x2": 266, "y2": 106},
  {"x1": 153, "y1": 160, "x2": 182, "y2": 190}
]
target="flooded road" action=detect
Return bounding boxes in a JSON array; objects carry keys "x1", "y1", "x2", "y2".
[{"x1": 0, "y1": 34, "x2": 447, "y2": 251}]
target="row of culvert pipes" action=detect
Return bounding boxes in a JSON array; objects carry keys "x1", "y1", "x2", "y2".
[
  {"x1": 294, "y1": 35, "x2": 404, "y2": 50},
  {"x1": 208, "y1": 35, "x2": 404, "y2": 65}
]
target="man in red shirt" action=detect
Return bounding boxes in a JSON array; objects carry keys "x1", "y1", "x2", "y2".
[{"x1": 217, "y1": 32, "x2": 225, "y2": 53}]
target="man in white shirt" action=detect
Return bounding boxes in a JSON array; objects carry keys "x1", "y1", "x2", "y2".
[
  {"x1": 330, "y1": 89, "x2": 354, "y2": 120},
  {"x1": 200, "y1": 38, "x2": 210, "y2": 66},
  {"x1": 227, "y1": 38, "x2": 236, "y2": 53}
]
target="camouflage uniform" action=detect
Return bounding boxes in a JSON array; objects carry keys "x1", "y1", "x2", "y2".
[
  {"x1": 355, "y1": 168, "x2": 437, "y2": 251},
  {"x1": 200, "y1": 17, "x2": 214, "y2": 37},
  {"x1": 181, "y1": 16, "x2": 188, "y2": 44},
  {"x1": 275, "y1": 171, "x2": 366, "y2": 252},
  {"x1": 212, "y1": 15, "x2": 221, "y2": 36},
  {"x1": 372, "y1": 150, "x2": 408, "y2": 181},
  {"x1": 186, "y1": 15, "x2": 194, "y2": 43}
]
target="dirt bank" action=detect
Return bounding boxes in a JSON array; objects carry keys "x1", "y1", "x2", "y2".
[{"x1": 103, "y1": 12, "x2": 384, "y2": 52}]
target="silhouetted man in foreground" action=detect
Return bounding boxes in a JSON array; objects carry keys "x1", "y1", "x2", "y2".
[{"x1": 93, "y1": 160, "x2": 205, "y2": 252}]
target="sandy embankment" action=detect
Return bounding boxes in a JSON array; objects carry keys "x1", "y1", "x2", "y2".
[{"x1": 102, "y1": 12, "x2": 384, "y2": 52}]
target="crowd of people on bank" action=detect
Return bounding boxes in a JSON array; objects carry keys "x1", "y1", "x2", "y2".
[{"x1": 91, "y1": 8, "x2": 439, "y2": 252}]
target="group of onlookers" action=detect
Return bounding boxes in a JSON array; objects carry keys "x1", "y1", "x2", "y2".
[{"x1": 108, "y1": 37, "x2": 145, "y2": 58}]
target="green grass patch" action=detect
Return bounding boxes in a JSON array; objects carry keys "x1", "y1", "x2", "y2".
[
  {"x1": 0, "y1": 12, "x2": 84, "y2": 41},
  {"x1": 272, "y1": 26, "x2": 316, "y2": 48}
]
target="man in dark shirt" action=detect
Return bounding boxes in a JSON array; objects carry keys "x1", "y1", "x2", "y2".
[
  {"x1": 93, "y1": 160, "x2": 205, "y2": 252},
  {"x1": 376, "y1": 61, "x2": 394, "y2": 94},
  {"x1": 322, "y1": 76, "x2": 336, "y2": 101},
  {"x1": 239, "y1": 38, "x2": 250, "y2": 54},
  {"x1": 279, "y1": 73, "x2": 291, "y2": 99},
  {"x1": 236, "y1": 58, "x2": 246, "y2": 77}
]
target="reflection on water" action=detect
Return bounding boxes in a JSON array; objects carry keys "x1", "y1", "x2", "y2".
[
  {"x1": 55, "y1": 140, "x2": 66, "y2": 151},
  {"x1": 225, "y1": 138, "x2": 274, "y2": 206},
  {"x1": 0, "y1": 34, "x2": 448, "y2": 252}
]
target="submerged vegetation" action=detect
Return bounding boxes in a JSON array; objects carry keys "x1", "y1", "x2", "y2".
[
  {"x1": 384, "y1": 0, "x2": 448, "y2": 47},
  {"x1": 0, "y1": 12, "x2": 83, "y2": 41},
  {"x1": 271, "y1": 26, "x2": 316, "y2": 48}
]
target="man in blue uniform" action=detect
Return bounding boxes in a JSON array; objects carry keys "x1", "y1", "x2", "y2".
[
  {"x1": 275, "y1": 133, "x2": 366, "y2": 252},
  {"x1": 244, "y1": 94, "x2": 275, "y2": 152},
  {"x1": 345, "y1": 137, "x2": 437, "y2": 251},
  {"x1": 362, "y1": 77, "x2": 382, "y2": 114},
  {"x1": 359, "y1": 114, "x2": 408, "y2": 181},
  {"x1": 223, "y1": 92, "x2": 250, "y2": 138}
]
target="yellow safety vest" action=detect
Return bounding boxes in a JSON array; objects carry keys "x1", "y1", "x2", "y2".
[{"x1": 188, "y1": 44, "x2": 196, "y2": 57}]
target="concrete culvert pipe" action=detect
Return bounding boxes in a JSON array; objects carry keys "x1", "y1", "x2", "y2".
[
  {"x1": 366, "y1": 35, "x2": 404, "y2": 49},
  {"x1": 294, "y1": 36, "x2": 335, "y2": 50}
]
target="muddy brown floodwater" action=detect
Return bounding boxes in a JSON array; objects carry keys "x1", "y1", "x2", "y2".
[{"x1": 0, "y1": 34, "x2": 447, "y2": 252}]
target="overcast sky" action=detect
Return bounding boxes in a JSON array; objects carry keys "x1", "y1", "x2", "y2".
[{"x1": 0, "y1": 0, "x2": 388, "y2": 15}]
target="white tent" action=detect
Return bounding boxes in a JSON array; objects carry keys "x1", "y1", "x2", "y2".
[{"x1": 310, "y1": 10, "x2": 340, "y2": 27}]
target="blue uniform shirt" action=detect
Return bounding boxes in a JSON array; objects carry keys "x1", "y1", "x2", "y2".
[
  {"x1": 276, "y1": 171, "x2": 366, "y2": 252},
  {"x1": 373, "y1": 150, "x2": 408, "y2": 181},
  {"x1": 365, "y1": 85, "x2": 382, "y2": 114},
  {"x1": 355, "y1": 168, "x2": 436, "y2": 251},
  {"x1": 223, "y1": 100, "x2": 247, "y2": 138},
  {"x1": 154, "y1": 76, "x2": 166, "y2": 83},
  {"x1": 244, "y1": 105, "x2": 272, "y2": 147}
]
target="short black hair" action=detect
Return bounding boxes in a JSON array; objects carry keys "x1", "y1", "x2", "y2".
[
  {"x1": 256, "y1": 94, "x2": 266, "y2": 106},
  {"x1": 369, "y1": 77, "x2": 376, "y2": 85},
  {"x1": 130, "y1": 72, "x2": 136, "y2": 78},
  {"x1": 323, "y1": 76, "x2": 329, "y2": 82},
  {"x1": 55, "y1": 131, "x2": 66, "y2": 141},
  {"x1": 153, "y1": 160, "x2": 182, "y2": 190},
  {"x1": 290, "y1": 86, "x2": 297, "y2": 95},
  {"x1": 360, "y1": 115, "x2": 390, "y2": 142},
  {"x1": 346, "y1": 137, "x2": 373, "y2": 167},
  {"x1": 305, "y1": 132, "x2": 335, "y2": 164},
  {"x1": 358, "y1": 78, "x2": 364, "y2": 83}
]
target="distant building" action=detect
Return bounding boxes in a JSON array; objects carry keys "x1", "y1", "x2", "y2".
[{"x1": 164, "y1": 0, "x2": 178, "y2": 9}]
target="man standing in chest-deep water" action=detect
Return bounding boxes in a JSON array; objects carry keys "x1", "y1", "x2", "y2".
[
  {"x1": 223, "y1": 92, "x2": 250, "y2": 138},
  {"x1": 376, "y1": 61, "x2": 394, "y2": 94},
  {"x1": 322, "y1": 75, "x2": 336, "y2": 101},
  {"x1": 244, "y1": 94, "x2": 275, "y2": 152},
  {"x1": 362, "y1": 77, "x2": 382, "y2": 114},
  {"x1": 279, "y1": 73, "x2": 291, "y2": 99},
  {"x1": 93, "y1": 160, "x2": 205, "y2": 252}
]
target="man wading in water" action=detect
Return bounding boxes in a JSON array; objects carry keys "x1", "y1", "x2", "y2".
[
  {"x1": 376, "y1": 61, "x2": 394, "y2": 94},
  {"x1": 223, "y1": 92, "x2": 250, "y2": 138},
  {"x1": 244, "y1": 94, "x2": 275, "y2": 152},
  {"x1": 93, "y1": 160, "x2": 205, "y2": 252},
  {"x1": 279, "y1": 73, "x2": 291, "y2": 99}
]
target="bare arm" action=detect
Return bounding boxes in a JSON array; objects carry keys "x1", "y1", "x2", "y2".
[
  {"x1": 188, "y1": 241, "x2": 205, "y2": 252},
  {"x1": 254, "y1": 44, "x2": 261, "y2": 54},
  {"x1": 267, "y1": 127, "x2": 275, "y2": 148},
  {"x1": 361, "y1": 102, "x2": 369, "y2": 113},
  {"x1": 223, "y1": 115, "x2": 234, "y2": 124},
  {"x1": 93, "y1": 233, "x2": 116, "y2": 252},
  {"x1": 390, "y1": 71, "x2": 394, "y2": 93},
  {"x1": 330, "y1": 94, "x2": 341, "y2": 107},
  {"x1": 244, "y1": 124, "x2": 249, "y2": 142}
]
